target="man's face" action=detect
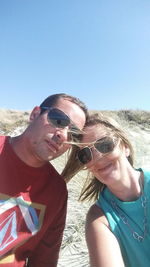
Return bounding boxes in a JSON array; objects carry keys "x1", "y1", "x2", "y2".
[{"x1": 27, "y1": 98, "x2": 86, "y2": 166}]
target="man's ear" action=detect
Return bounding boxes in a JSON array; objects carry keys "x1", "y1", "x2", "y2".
[{"x1": 29, "y1": 106, "x2": 41, "y2": 122}]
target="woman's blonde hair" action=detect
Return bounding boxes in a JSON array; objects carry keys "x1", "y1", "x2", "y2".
[{"x1": 62, "y1": 113, "x2": 134, "y2": 202}]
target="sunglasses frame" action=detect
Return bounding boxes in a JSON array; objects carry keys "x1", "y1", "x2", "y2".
[{"x1": 78, "y1": 136, "x2": 119, "y2": 164}]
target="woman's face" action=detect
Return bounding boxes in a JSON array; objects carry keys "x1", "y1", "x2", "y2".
[{"x1": 79, "y1": 124, "x2": 130, "y2": 186}]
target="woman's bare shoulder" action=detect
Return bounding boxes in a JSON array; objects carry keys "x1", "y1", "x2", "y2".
[{"x1": 86, "y1": 204, "x2": 109, "y2": 228}]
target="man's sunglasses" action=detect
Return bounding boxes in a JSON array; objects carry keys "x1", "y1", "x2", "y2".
[
  {"x1": 41, "y1": 107, "x2": 82, "y2": 141},
  {"x1": 77, "y1": 136, "x2": 118, "y2": 164}
]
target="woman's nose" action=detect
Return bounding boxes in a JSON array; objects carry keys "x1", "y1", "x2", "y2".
[{"x1": 92, "y1": 147, "x2": 104, "y2": 161}]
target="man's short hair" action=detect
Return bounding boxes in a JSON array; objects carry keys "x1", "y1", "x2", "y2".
[{"x1": 40, "y1": 93, "x2": 89, "y2": 120}]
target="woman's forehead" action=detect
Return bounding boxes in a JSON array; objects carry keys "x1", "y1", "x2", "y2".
[{"x1": 83, "y1": 124, "x2": 111, "y2": 142}]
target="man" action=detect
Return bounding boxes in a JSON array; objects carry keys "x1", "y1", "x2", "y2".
[{"x1": 0, "y1": 93, "x2": 88, "y2": 267}]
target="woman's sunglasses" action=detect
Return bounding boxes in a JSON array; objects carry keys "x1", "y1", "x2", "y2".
[
  {"x1": 41, "y1": 107, "x2": 82, "y2": 141},
  {"x1": 77, "y1": 136, "x2": 118, "y2": 164}
]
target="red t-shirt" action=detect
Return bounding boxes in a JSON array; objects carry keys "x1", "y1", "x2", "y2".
[{"x1": 0, "y1": 136, "x2": 68, "y2": 267}]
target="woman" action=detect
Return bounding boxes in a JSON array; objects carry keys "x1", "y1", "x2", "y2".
[{"x1": 62, "y1": 113, "x2": 150, "y2": 267}]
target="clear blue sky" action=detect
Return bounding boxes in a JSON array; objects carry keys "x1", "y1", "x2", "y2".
[{"x1": 0, "y1": 0, "x2": 150, "y2": 111}]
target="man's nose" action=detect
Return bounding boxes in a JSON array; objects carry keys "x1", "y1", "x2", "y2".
[{"x1": 54, "y1": 127, "x2": 69, "y2": 143}]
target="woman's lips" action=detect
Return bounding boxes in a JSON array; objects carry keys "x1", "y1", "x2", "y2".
[{"x1": 97, "y1": 162, "x2": 113, "y2": 173}]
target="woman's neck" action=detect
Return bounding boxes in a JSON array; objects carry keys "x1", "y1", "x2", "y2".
[{"x1": 108, "y1": 169, "x2": 144, "y2": 202}]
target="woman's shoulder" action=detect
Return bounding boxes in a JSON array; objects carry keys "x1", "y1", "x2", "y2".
[
  {"x1": 140, "y1": 168, "x2": 150, "y2": 182},
  {"x1": 139, "y1": 168, "x2": 150, "y2": 176},
  {"x1": 86, "y1": 204, "x2": 109, "y2": 228}
]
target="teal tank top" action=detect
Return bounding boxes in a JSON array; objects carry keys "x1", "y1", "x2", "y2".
[{"x1": 96, "y1": 169, "x2": 150, "y2": 267}]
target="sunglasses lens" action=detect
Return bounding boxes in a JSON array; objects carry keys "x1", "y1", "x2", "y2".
[
  {"x1": 47, "y1": 109, "x2": 70, "y2": 128},
  {"x1": 78, "y1": 147, "x2": 92, "y2": 164},
  {"x1": 95, "y1": 137, "x2": 115, "y2": 153}
]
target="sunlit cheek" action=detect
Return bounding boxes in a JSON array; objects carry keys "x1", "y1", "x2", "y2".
[{"x1": 113, "y1": 147, "x2": 123, "y2": 157}]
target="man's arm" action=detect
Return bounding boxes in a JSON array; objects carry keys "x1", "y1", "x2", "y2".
[{"x1": 86, "y1": 204, "x2": 125, "y2": 267}]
